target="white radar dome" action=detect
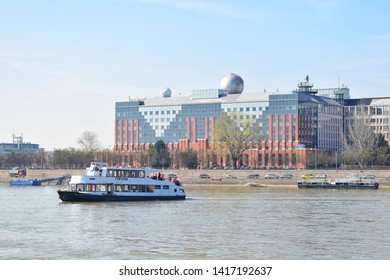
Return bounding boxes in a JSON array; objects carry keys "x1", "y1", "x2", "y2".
[
  {"x1": 220, "y1": 73, "x2": 244, "y2": 94},
  {"x1": 160, "y1": 87, "x2": 172, "y2": 98}
]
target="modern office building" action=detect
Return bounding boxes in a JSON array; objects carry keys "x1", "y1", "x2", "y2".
[
  {"x1": 112, "y1": 74, "x2": 345, "y2": 168},
  {"x1": 344, "y1": 97, "x2": 390, "y2": 142}
]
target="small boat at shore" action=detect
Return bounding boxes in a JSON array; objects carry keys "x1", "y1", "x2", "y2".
[
  {"x1": 10, "y1": 179, "x2": 41, "y2": 186},
  {"x1": 298, "y1": 173, "x2": 379, "y2": 189},
  {"x1": 10, "y1": 174, "x2": 70, "y2": 186},
  {"x1": 57, "y1": 162, "x2": 186, "y2": 202}
]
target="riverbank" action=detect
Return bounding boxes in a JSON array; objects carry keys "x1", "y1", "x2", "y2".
[{"x1": 2, "y1": 168, "x2": 390, "y2": 188}]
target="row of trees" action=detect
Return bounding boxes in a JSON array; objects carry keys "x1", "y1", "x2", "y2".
[
  {"x1": 0, "y1": 152, "x2": 44, "y2": 169},
  {"x1": 147, "y1": 140, "x2": 199, "y2": 169},
  {"x1": 0, "y1": 131, "x2": 100, "y2": 169}
]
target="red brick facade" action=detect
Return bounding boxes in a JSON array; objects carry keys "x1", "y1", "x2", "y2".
[{"x1": 109, "y1": 112, "x2": 309, "y2": 169}]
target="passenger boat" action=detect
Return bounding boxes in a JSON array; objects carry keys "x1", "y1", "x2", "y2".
[
  {"x1": 298, "y1": 174, "x2": 379, "y2": 189},
  {"x1": 57, "y1": 162, "x2": 186, "y2": 202}
]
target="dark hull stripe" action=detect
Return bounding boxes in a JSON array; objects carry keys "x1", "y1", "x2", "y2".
[{"x1": 57, "y1": 191, "x2": 186, "y2": 202}]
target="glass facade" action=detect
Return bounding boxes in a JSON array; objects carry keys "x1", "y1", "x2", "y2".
[
  {"x1": 116, "y1": 90, "x2": 343, "y2": 148},
  {"x1": 0, "y1": 142, "x2": 41, "y2": 154}
]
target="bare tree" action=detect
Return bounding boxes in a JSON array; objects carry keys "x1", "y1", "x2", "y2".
[
  {"x1": 77, "y1": 131, "x2": 101, "y2": 154},
  {"x1": 342, "y1": 116, "x2": 378, "y2": 168},
  {"x1": 213, "y1": 112, "x2": 261, "y2": 169}
]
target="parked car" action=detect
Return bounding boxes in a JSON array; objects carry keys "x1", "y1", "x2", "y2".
[
  {"x1": 199, "y1": 174, "x2": 211, "y2": 179},
  {"x1": 362, "y1": 174, "x2": 376, "y2": 179},
  {"x1": 247, "y1": 174, "x2": 259, "y2": 179},
  {"x1": 301, "y1": 174, "x2": 314, "y2": 179},
  {"x1": 226, "y1": 174, "x2": 237, "y2": 179},
  {"x1": 265, "y1": 173, "x2": 279, "y2": 179},
  {"x1": 280, "y1": 173, "x2": 293, "y2": 179},
  {"x1": 315, "y1": 174, "x2": 327, "y2": 179}
]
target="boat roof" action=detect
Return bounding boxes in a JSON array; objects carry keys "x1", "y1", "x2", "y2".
[
  {"x1": 90, "y1": 162, "x2": 163, "y2": 174},
  {"x1": 98, "y1": 165, "x2": 160, "y2": 174}
]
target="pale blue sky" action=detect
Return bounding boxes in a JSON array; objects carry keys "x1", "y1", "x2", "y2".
[{"x1": 1, "y1": 0, "x2": 390, "y2": 150}]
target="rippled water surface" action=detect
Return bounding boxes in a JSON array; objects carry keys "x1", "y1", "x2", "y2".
[{"x1": 1, "y1": 184, "x2": 390, "y2": 259}]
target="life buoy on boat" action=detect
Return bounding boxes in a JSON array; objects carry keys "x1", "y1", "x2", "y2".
[{"x1": 62, "y1": 194, "x2": 69, "y2": 201}]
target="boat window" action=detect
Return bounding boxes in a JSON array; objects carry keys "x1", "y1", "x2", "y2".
[
  {"x1": 114, "y1": 170, "x2": 121, "y2": 177},
  {"x1": 106, "y1": 169, "x2": 114, "y2": 177},
  {"x1": 163, "y1": 185, "x2": 169, "y2": 190},
  {"x1": 96, "y1": 184, "x2": 106, "y2": 192},
  {"x1": 139, "y1": 171, "x2": 145, "y2": 178},
  {"x1": 123, "y1": 170, "x2": 130, "y2": 177},
  {"x1": 122, "y1": 185, "x2": 130, "y2": 192},
  {"x1": 115, "y1": 185, "x2": 122, "y2": 192},
  {"x1": 131, "y1": 185, "x2": 138, "y2": 192},
  {"x1": 70, "y1": 184, "x2": 77, "y2": 191},
  {"x1": 87, "y1": 184, "x2": 95, "y2": 192},
  {"x1": 139, "y1": 185, "x2": 146, "y2": 192},
  {"x1": 154, "y1": 185, "x2": 161, "y2": 189},
  {"x1": 76, "y1": 184, "x2": 85, "y2": 191},
  {"x1": 130, "y1": 171, "x2": 137, "y2": 178},
  {"x1": 147, "y1": 185, "x2": 154, "y2": 192}
]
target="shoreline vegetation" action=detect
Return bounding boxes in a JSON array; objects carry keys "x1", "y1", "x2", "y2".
[{"x1": 1, "y1": 168, "x2": 390, "y2": 188}]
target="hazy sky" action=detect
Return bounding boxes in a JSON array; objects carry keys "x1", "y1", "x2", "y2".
[{"x1": 1, "y1": 0, "x2": 390, "y2": 150}]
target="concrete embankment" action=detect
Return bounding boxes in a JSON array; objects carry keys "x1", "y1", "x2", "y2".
[{"x1": 1, "y1": 168, "x2": 390, "y2": 188}]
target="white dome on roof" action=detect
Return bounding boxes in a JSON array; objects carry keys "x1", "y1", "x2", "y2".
[
  {"x1": 160, "y1": 87, "x2": 172, "y2": 98},
  {"x1": 220, "y1": 73, "x2": 244, "y2": 94}
]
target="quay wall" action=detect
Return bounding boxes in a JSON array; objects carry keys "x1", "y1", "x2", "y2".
[{"x1": 1, "y1": 168, "x2": 390, "y2": 187}]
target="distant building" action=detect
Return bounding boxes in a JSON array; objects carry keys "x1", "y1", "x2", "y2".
[
  {"x1": 344, "y1": 97, "x2": 390, "y2": 142},
  {"x1": 0, "y1": 135, "x2": 43, "y2": 154},
  {"x1": 109, "y1": 74, "x2": 346, "y2": 169}
]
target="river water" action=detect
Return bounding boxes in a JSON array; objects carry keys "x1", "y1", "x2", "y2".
[{"x1": 1, "y1": 183, "x2": 389, "y2": 260}]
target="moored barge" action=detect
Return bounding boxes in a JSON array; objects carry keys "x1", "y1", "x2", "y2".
[{"x1": 298, "y1": 175, "x2": 379, "y2": 189}]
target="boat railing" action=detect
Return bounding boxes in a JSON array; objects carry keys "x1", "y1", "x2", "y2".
[
  {"x1": 148, "y1": 174, "x2": 182, "y2": 186},
  {"x1": 299, "y1": 177, "x2": 378, "y2": 186},
  {"x1": 298, "y1": 179, "x2": 331, "y2": 184}
]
